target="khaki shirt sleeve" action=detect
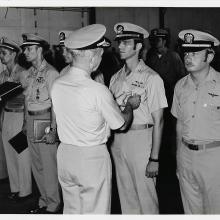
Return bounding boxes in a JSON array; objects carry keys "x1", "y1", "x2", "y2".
[
  {"x1": 171, "y1": 83, "x2": 181, "y2": 119},
  {"x1": 147, "y1": 74, "x2": 168, "y2": 113}
]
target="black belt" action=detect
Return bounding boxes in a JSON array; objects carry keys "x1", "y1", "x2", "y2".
[
  {"x1": 28, "y1": 108, "x2": 51, "y2": 116},
  {"x1": 182, "y1": 138, "x2": 220, "y2": 151},
  {"x1": 130, "y1": 124, "x2": 153, "y2": 130},
  {"x1": 4, "y1": 107, "x2": 23, "y2": 113}
]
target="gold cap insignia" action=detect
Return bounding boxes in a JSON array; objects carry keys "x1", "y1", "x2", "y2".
[
  {"x1": 184, "y1": 33, "x2": 194, "y2": 44},
  {"x1": 59, "y1": 32, "x2": 65, "y2": 41},
  {"x1": 116, "y1": 25, "x2": 124, "y2": 34}
]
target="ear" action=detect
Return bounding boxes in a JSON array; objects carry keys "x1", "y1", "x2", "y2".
[
  {"x1": 12, "y1": 51, "x2": 17, "y2": 59},
  {"x1": 37, "y1": 46, "x2": 43, "y2": 54},
  {"x1": 207, "y1": 51, "x2": 215, "y2": 63},
  {"x1": 136, "y1": 42, "x2": 142, "y2": 51}
]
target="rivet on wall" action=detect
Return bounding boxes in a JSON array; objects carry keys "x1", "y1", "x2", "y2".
[
  {"x1": 33, "y1": 9, "x2": 38, "y2": 33},
  {"x1": 81, "y1": 11, "x2": 84, "y2": 27}
]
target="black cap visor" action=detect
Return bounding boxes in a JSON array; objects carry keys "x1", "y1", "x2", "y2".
[{"x1": 181, "y1": 46, "x2": 210, "y2": 52}]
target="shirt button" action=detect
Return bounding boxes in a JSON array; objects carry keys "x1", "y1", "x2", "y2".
[{"x1": 192, "y1": 115, "x2": 195, "y2": 118}]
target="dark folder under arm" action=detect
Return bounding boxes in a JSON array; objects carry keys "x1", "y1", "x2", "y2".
[{"x1": 8, "y1": 131, "x2": 28, "y2": 154}]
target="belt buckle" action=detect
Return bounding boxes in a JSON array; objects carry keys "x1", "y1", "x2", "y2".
[{"x1": 188, "y1": 144, "x2": 199, "y2": 151}]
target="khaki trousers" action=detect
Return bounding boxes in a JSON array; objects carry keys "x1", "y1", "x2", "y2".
[
  {"x1": 177, "y1": 142, "x2": 220, "y2": 214},
  {"x1": 0, "y1": 131, "x2": 7, "y2": 179},
  {"x1": 111, "y1": 128, "x2": 159, "y2": 214},
  {"x1": 2, "y1": 111, "x2": 32, "y2": 196},
  {"x1": 27, "y1": 112, "x2": 60, "y2": 212},
  {"x1": 57, "y1": 143, "x2": 112, "y2": 214}
]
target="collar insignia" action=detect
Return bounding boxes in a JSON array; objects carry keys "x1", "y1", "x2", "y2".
[{"x1": 208, "y1": 92, "x2": 219, "y2": 97}]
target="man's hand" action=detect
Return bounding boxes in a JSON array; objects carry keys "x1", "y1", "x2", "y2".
[
  {"x1": 126, "y1": 94, "x2": 141, "y2": 110},
  {"x1": 145, "y1": 161, "x2": 159, "y2": 178},
  {"x1": 22, "y1": 121, "x2": 27, "y2": 135},
  {"x1": 41, "y1": 130, "x2": 57, "y2": 144}
]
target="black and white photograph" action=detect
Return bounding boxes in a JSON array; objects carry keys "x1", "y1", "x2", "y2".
[{"x1": 0, "y1": 0, "x2": 219, "y2": 216}]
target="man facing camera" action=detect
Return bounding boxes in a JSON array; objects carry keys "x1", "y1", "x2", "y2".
[
  {"x1": 171, "y1": 29, "x2": 220, "y2": 214},
  {"x1": 109, "y1": 22, "x2": 168, "y2": 214},
  {"x1": 21, "y1": 33, "x2": 61, "y2": 214}
]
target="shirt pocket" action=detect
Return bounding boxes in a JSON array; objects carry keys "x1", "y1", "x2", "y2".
[
  {"x1": 131, "y1": 86, "x2": 147, "y2": 103},
  {"x1": 203, "y1": 95, "x2": 220, "y2": 121}
]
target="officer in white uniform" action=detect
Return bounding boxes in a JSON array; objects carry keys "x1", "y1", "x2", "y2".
[
  {"x1": 109, "y1": 23, "x2": 168, "y2": 214},
  {"x1": 0, "y1": 37, "x2": 32, "y2": 200},
  {"x1": 51, "y1": 24, "x2": 141, "y2": 214},
  {"x1": 59, "y1": 29, "x2": 105, "y2": 84},
  {"x1": 21, "y1": 34, "x2": 61, "y2": 213},
  {"x1": 171, "y1": 29, "x2": 220, "y2": 214}
]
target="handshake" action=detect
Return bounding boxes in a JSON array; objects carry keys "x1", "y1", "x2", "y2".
[{"x1": 125, "y1": 93, "x2": 141, "y2": 110}]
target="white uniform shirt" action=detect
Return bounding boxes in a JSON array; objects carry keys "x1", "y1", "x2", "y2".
[
  {"x1": 171, "y1": 67, "x2": 220, "y2": 142},
  {"x1": 60, "y1": 64, "x2": 105, "y2": 85},
  {"x1": 51, "y1": 67, "x2": 125, "y2": 146},
  {"x1": 110, "y1": 59, "x2": 168, "y2": 125}
]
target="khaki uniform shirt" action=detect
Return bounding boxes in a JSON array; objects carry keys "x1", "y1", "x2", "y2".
[
  {"x1": 171, "y1": 67, "x2": 220, "y2": 142},
  {"x1": 110, "y1": 59, "x2": 168, "y2": 125},
  {"x1": 0, "y1": 64, "x2": 27, "y2": 111},
  {"x1": 25, "y1": 60, "x2": 59, "y2": 111}
]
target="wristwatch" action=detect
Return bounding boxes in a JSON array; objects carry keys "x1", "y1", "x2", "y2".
[{"x1": 45, "y1": 126, "x2": 56, "y2": 134}]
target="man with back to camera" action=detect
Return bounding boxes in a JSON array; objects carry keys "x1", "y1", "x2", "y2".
[
  {"x1": 59, "y1": 30, "x2": 105, "y2": 84},
  {"x1": 109, "y1": 22, "x2": 168, "y2": 214},
  {"x1": 51, "y1": 24, "x2": 141, "y2": 214},
  {"x1": 171, "y1": 29, "x2": 220, "y2": 214},
  {"x1": 21, "y1": 33, "x2": 61, "y2": 214}
]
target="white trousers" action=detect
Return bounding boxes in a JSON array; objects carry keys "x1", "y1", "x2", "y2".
[
  {"x1": 177, "y1": 142, "x2": 220, "y2": 214},
  {"x1": 111, "y1": 128, "x2": 158, "y2": 214},
  {"x1": 2, "y1": 111, "x2": 32, "y2": 196},
  {"x1": 57, "y1": 143, "x2": 112, "y2": 214}
]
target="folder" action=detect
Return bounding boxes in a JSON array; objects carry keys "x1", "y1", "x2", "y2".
[{"x1": 8, "y1": 131, "x2": 28, "y2": 154}]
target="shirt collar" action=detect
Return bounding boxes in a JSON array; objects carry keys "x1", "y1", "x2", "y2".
[
  {"x1": 67, "y1": 66, "x2": 91, "y2": 80},
  {"x1": 30, "y1": 59, "x2": 47, "y2": 73},
  {"x1": 187, "y1": 66, "x2": 217, "y2": 87},
  {"x1": 122, "y1": 59, "x2": 146, "y2": 77}
]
